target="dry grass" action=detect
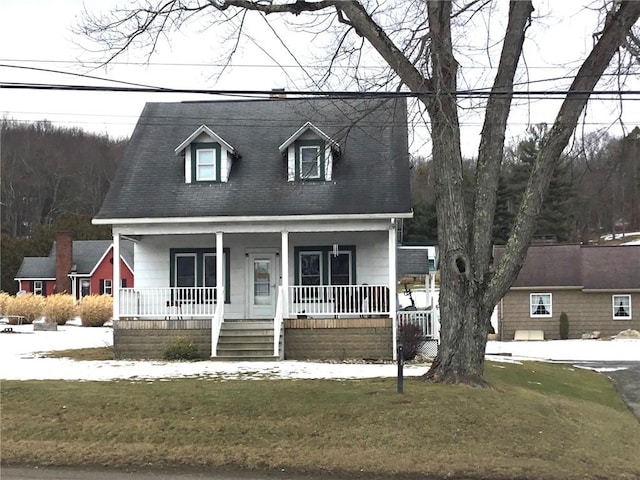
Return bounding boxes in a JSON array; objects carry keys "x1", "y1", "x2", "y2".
[
  {"x1": 43, "y1": 294, "x2": 76, "y2": 325},
  {"x1": 45, "y1": 347, "x2": 115, "y2": 361},
  {"x1": 2, "y1": 361, "x2": 639, "y2": 479},
  {"x1": 78, "y1": 295, "x2": 112, "y2": 327},
  {"x1": 4, "y1": 293, "x2": 45, "y2": 324}
]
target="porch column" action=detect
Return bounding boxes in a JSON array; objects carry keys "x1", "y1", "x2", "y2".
[
  {"x1": 389, "y1": 221, "x2": 397, "y2": 360},
  {"x1": 216, "y1": 231, "x2": 224, "y2": 297},
  {"x1": 113, "y1": 232, "x2": 120, "y2": 321},
  {"x1": 281, "y1": 230, "x2": 289, "y2": 318}
]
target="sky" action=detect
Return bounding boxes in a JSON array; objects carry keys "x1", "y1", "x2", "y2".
[
  {"x1": 1, "y1": 1, "x2": 639, "y2": 157},
  {"x1": 0, "y1": 322, "x2": 638, "y2": 381}
]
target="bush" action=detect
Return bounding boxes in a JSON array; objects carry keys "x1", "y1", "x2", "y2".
[
  {"x1": 164, "y1": 336, "x2": 200, "y2": 361},
  {"x1": 397, "y1": 320, "x2": 423, "y2": 361},
  {"x1": 0, "y1": 291, "x2": 11, "y2": 315},
  {"x1": 5, "y1": 293, "x2": 45, "y2": 324},
  {"x1": 78, "y1": 295, "x2": 113, "y2": 327},
  {"x1": 559, "y1": 312, "x2": 569, "y2": 340},
  {"x1": 44, "y1": 294, "x2": 76, "y2": 325}
]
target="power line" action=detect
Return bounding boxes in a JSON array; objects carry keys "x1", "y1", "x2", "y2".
[{"x1": 3, "y1": 81, "x2": 640, "y2": 98}]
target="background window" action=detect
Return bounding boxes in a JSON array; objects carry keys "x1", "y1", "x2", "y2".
[
  {"x1": 33, "y1": 281, "x2": 43, "y2": 295},
  {"x1": 613, "y1": 295, "x2": 631, "y2": 319},
  {"x1": 103, "y1": 279, "x2": 112, "y2": 295},
  {"x1": 530, "y1": 293, "x2": 552, "y2": 317}
]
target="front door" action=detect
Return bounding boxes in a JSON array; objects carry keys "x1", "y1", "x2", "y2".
[{"x1": 248, "y1": 253, "x2": 278, "y2": 318}]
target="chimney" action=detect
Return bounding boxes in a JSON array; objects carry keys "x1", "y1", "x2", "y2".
[
  {"x1": 270, "y1": 88, "x2": 286, "y2": 98},
  {"x1": 55, "y1": 231, "x2": 73, "y2": 294}
]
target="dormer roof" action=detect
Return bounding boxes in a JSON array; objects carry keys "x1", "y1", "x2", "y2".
[
  {"x1": 174, "y1": 124, "x2": 236, "y2": 155},
  {"x1": 278, "y1": 121, "x2": 340, "y2": 153}
]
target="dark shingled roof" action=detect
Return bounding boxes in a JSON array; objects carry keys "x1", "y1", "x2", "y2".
[
  {"x1": 493, "y1": 244, "x2": 640, "y2": 290},
  {"x1": 95, "y1": 97, "x2": 411, "y2": 220},
  {"x1": 15, "y1": 240, "x2": 134, "y2": 279}
]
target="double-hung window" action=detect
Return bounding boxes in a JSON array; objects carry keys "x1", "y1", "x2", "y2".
[
  {"x1": 295, "y1": 246, "x2": 355, "y2": 301},
  {"x1": 170, "y1": 248, "x2": 230, "y2": 303},
  {"x1": 612, "y1": 295, "x2": 631, "y2": 320},
  {"x1": 33, "y1": 280, "x2": 43, "y2": 296},
  {"x1": 530, "y1": 293, "x2": 552, "y2": 318},
  {"x1": 191, "y1": 142, "x2": 220, "y2": 183},
  {"x1": 103, "y1": 279, "x2": 112, "y2": 295},
  {"x1": 296, "y1": 141, "x2": 324, "y2": 180}
]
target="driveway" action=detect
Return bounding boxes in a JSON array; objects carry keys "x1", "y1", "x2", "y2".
[{"x1": 575, "y1": 361, "x2": 640, "y2": 422}]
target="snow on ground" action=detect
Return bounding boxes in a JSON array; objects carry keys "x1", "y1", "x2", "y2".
[{"x1": 0, "y1": 323, "x2": 638, "y2": 381}]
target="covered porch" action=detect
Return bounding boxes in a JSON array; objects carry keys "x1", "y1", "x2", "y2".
[{"x1": 109, "y1": 216, "x2": 434, "y2": 360}]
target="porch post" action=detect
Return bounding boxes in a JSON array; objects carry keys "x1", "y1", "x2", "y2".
[
  {"x1": 112, "y1": 232, "x2": 120, "y2": 321},
  {"x1": 389, "y1": 220, "x2": 397, "y2": 360},
  {"x1": 281, "y1": 230, "x2": 289, "y2": 317},
  {"x1": 216, "y1": 231, "x2": 224, "y2": 296}
]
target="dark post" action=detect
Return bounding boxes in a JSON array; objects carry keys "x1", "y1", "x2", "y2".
[{"x1": 397, "y1": 345, "x2": 404, "y2": 394}]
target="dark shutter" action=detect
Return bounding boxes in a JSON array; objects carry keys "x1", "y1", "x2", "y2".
[
  {"x1": 99, "y1": 279, "x2": 105, "y2": 295},
  {"x1": 121, "y1": 279, "x2": 127, "y2": 288}
]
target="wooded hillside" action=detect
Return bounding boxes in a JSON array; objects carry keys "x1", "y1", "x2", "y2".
[{"x1": 1, "y1": 120, "x2": 126, "y2": 293}]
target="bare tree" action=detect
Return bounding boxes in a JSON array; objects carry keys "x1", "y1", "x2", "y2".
[{"x1": 79, "y1": 0, "x2": 640, "y2": 385}]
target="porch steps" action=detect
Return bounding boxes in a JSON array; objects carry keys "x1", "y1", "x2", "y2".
[{"x1": 214, "y1": 321, "x2": 283, "y2": 361}]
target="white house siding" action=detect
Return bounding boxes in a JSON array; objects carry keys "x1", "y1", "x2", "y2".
[{"x1": 132, "y1": 230, "x2": 389, "y2": 320}]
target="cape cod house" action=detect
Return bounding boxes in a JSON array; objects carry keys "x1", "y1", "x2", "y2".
[
  {"x1": 93, "y1": 97, "x2": 415, "y2": 360},
  {"x1": 14, "y1": 232, "x2": 134, "y2": 299},
  {"x1": 494, "y1": 244, "x2": 640, "y2": 340}
]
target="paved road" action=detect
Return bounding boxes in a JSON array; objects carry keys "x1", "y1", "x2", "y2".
[
  {"x1": 577, "y1": 361, "x2": 640, "y2": 421},
  {"x1": 0, "y1": 466, "x2": 357, "y2": 480}
]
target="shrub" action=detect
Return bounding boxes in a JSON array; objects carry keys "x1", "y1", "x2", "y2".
[
  {"x1": 0, "y1": 291, "x2": 11, "y2": 315},
  {"x1": 397, "y1": 320, "x2": 423, "y2": 361},
  {"x1": 559, "y1": 312, "x2": 569, "y2": 340},
  {"x1": 5, "y1": 293, "x2": 45, "y2": 324},
  {"x1": 164, "y1": 336, "x2": 200, "y2": 361},
  {"x1": 78, "y1": 295, "x2": 113, "y2": 327},
  {"x1": 44, "y1": 294, "x2": 76, "y2": 325}
]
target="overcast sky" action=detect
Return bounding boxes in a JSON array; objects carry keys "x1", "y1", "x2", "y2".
[{"x1": 1, "y1": 0, "x2": 639, "y2": 157}]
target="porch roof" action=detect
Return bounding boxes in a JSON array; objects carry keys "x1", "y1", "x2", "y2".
[{"x1": 95, "y1": 98, "x2": 411, "y2": 222}]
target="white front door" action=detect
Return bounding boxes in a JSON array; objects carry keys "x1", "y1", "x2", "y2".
[{"x1": 248, "y1": 253, "x2": 278, "y2": 318}]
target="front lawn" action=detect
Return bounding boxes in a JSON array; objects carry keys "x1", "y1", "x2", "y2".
[{"x1": 2, "y1": 361, "x2": 639, "y2": 479}]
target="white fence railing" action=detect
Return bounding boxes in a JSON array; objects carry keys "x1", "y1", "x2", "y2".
[
  {"x1": 119, "y1": 287, "x2": 223, "y2": 318},
  {"x1": 288, "y1": 284, "x2": 390, "y2": 317},
  {"x1": 397, "y1": 309, "x2": 437, "y2": 338}
]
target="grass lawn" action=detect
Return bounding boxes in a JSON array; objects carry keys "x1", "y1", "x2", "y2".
[{"x1": 2, "y1": 361, "x2": 639, "y2": 480}]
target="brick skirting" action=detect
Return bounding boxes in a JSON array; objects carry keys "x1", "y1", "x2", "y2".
[
  {"x1": 113, "y1": 319, "x2": 211, "y2": 359},
  {"x1": 284, "y1": 317, "x2": 393, "y2": 360}
]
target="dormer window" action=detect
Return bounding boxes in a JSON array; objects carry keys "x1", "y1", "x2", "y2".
[
  {"x1": 193, "y1": 143, "x2": 220, "y2": 182},
  {"x1": 280, "y1": 122, "x2": 340, "y2": 183},
  {"x1": 175, "y1": 125, "x2": 236, "y2": 184},
  {"x1": 298, "y1": 141, "x2": 324, "y2": 180}
]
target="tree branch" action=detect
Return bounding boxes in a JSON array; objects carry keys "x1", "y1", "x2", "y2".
[
  {"x1": 486, "y1": 0, "x2": 640, "y2": 307},
  {"x1": 471, "y1": 1, "x2": 533, "y2": 287}
]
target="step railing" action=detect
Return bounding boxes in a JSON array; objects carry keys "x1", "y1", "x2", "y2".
[
  {"x1": 211, "y1": 288, "x2": 225, "y2": 357},
  {"x1": 274, "y1": 286, "x2": 284, "y2": 357}
]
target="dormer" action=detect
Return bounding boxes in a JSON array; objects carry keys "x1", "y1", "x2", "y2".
[
  {"x1": 279, "y1": 122, "x2": 340, "y2": 182},
  {"x1": 175, "y1": 124, "x2": 237, "y2": 184}
]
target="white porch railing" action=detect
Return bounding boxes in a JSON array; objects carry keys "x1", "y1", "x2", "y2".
[
  {"x1": 211, "y1": 288, "x2": 225, "y2": 357},
  {"x1": 119, "y1": 287, "x2": 223, "y2": 318},
  {"x1": 397, "y1": 309, "x2": 438, "y2": 339},
  {"x1": 288, "y1": 285, "x2": 390, "y2": 317}
]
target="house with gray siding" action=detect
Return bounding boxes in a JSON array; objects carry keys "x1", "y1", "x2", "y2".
[{"x1": 94, "y1": 97, "x2": 414, "y2": 360}]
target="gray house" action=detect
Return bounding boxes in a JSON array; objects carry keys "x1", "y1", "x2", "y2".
[{"x1": 94, "y1": 97, "x2": 414, "y2": 360}]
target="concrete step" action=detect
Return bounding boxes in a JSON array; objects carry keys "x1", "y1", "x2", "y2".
[{"x1": 210, "y1": 354, "x2": 280, "y2": 362}]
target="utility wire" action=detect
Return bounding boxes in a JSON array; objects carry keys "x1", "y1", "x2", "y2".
[{"x1": 2, "y1": 81, "x2": 640, "y2": 98}]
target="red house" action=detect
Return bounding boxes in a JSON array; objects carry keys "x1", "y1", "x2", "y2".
[{"x1": 14, "y1": 232, "x2": 134, "y2": 300}]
